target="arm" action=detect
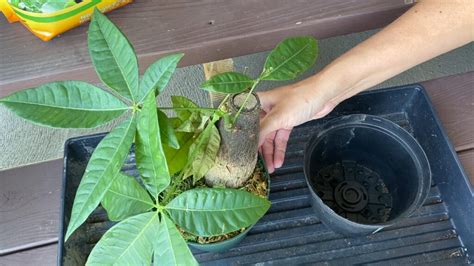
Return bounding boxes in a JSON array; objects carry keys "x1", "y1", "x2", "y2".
[{"x1": 258, "y1": 0, "x2": 474, "y2": 173}]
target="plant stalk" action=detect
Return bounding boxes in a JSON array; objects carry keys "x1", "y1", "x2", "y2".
[{"x1": 232, "y1": 79, "x2": 260, "y2": 125}]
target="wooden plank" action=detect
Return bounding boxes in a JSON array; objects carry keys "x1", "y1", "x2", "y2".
[
  {"x1": 0, "y1": 159, "x2": 62, "y2": 255},
  {"x1": 203, "y1": 58, "x2": 234, "y2": 107},
  {"x1": 458, "y1": 149, "x2": 474, "y2": 186},
  {"x1": 0, "y1": 244, "x2": 57, "y2": 266},
  {"x1": 421, "y1": 72, "x2": 474, "y2": 152},
  {"x1": 0, "y1": 0, "x2": 411, "y2": 97}
]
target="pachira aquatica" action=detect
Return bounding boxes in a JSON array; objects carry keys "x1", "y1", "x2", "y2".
[{"x1": 0, "y1": 8, "x2": 318, "y2": 265}]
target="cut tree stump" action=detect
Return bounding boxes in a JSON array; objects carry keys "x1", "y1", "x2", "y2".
[{"x1": 202, "y1": 59, "x2": 260, "y2": 188}]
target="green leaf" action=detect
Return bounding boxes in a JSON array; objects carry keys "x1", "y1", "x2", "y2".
[
  {"x1": 101, "y1": 173, "x2": 154, "y2": 221},
  {"x1": 0, "y1": 81, "x2": 128, "y2": 128},
  {"x1": 136, "y1": 93, "x2": 170, "y2": 198},
  {"x1": 86, "y1": 212, "x2": 159, "y2": 265},
  {"x1": 260, "y1": 36, "x2": 318, "y2": 81},
  {"x1": 171, "y1": 96, "x2": 209, "y2": 133},
  {"x1": 65, "y1": 116, "x2": 136, "y2": 240},
  {"x1": 201, "y1": 72, "x2": 255, "y2": 94},
  {"x1": 157, "y1": 109, "x2": 179, "y2": 149},
  {"x1": 139, "y1": 53, "x2": 184, "y2": 101},
  {"x1": 170, "y1": 96, "x2": 199, "y2": 121},
  {"x1": 9, "y1": 0, "x2": 44, "y2": 12},
  {"x1": 173, "y1": 117, "x2": 208, "y2": 133},
  {"x1": 186, "y1": 124, "x2": 220, "y2": 183},
  {"x1": 40, "y1": 0, "x2": 76, "y2": 13},
  {"x1": 154, "y1": 214, "x2": 198, "y2": 266},
  {"x1": 166, "y1": 188, "x2": 271, "y2": 236},
  {"x1": 163, "y1": 132, "x2": 194, "y2": 176},
  {"x1": 88, "y1": 9, "x2": 139, "y2": 102},
  {"x1": 9, "y1": 0, "x2": 76, "y2": 13}
]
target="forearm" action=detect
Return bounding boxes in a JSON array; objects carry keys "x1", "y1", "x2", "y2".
[{"x1": 308, "y1": 0, "x2": 474, "y2": 105}]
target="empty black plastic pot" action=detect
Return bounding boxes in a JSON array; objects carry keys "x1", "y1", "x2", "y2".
[{"x1": 304, "y1": 114, "x2": 431, "y2": 236}]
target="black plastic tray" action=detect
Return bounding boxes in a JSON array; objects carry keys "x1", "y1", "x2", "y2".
[{"x1": 58, "y1": 85, "x2": 473, "y2": 265}]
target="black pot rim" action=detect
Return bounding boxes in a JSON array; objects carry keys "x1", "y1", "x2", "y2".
[{"x1": 303, "y1": 114, "x2": 431, "y2": 231}]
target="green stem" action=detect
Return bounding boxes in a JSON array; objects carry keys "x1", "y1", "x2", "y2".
[
  {"x1": 160, "y1": 107, "x2": 219, "y2": 112},
  {"x1": 232, "y1": 79, "x2": 260, "y2": 125},
  {"x1": 218, "y1": 94, "x2": 231, "y2": 110}
]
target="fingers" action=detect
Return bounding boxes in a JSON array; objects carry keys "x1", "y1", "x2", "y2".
[
  {"x1": 273, "y1": 128, "x2": 292, "y2": 168},
  {"x1": 259, "y1": 110, "x2": 282, "y2": 147},
  {"x1": 261, "y1": 131, "x2": 277, "y2": 173}
]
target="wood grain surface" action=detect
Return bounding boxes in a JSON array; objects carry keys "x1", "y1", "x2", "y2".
[
  {"x1": 0, "y1": 0, "x2": 411, "y2": 97},
  {"x1": 458, "y1": 150, "x2": 474, "y2": 185},
  {"x1": 0, "y1": 244, "x2": 57, "y2": 266},
  {"x1": 0, "y1": 159, "x2": 63, "y2": 256},
  {"x1": 422, "y1": 72, "x2": 474, "y2": 152}
]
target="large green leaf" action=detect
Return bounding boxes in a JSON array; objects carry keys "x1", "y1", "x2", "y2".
[
  {"x1": 185, "y1": 124, "x2": 220, "y2": 183},
  {"x1": 163, "y1": 132, "x2": 194, "y2": 176},
  {"x1": 166, "y1": 188, "x2": 271, "y2": 236},
  {"x1": 136, "y1": 93, "x2": 170, "y2": 198},
  {"x1": 139, "y1": 53, "x2": 184, "y2": 101},
  {"x1": 154, "y1": 214, "x2": 198, "y2": 266},
  {"x1": 101, "y1": 172, "x2": 154, "y2": 221},
  {"x1": 88, "y1": 9, "x2": 139, "y2": 102},
  {"x1": 260, "y1": 36, "x2": 318, "y2": 81},
  {"x1": 0, "y1": 81, "x2": 128, "y2": 128},
  {"x1": 65, "y1": 116, "x2": 136, "y2": 240},
  {"x1": 157, "y1": 109, "x2": 179, "y2": 149},
  {"x1": 86, "y1": 212, "x2": 159, "y2": 265},
  {"x1": 201, "y1": 72, "x2": 255, "y2": 94}
]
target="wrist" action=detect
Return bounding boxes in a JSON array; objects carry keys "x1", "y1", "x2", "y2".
[
  {"x1": 309, "y1": 57, "x2": 368, "y2": 107},
  {"x1": 299, "y1": 68, "x2": 350, "y2": 108}
]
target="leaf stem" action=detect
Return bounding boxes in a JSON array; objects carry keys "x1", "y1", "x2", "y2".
[
  {"x1": 160, "y1": 107, "x2": 219, "y2": 112},
  {"x1": 232, "y1": 79, "x2": 260, "y2": 125}
]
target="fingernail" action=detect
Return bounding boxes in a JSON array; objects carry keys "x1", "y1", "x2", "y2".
[
  {"x1": 268, "y1": 166, "x2": 274, "y2": 174},
  {"x1": 275, "y1": 161, "x2": 282, "y2": 168}
]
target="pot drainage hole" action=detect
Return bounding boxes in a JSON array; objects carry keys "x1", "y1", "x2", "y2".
[{"x1": 313, "y1": 161, "x2": 393, "y2": 224}]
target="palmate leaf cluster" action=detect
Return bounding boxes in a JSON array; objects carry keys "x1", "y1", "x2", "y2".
[{"x1": 0, "y1": 9, "x2": 318, "y2": 265}]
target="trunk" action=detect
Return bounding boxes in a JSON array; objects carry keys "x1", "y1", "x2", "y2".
[{"x1": 205, "y1": 92, "x2": 260, "y2": 188}]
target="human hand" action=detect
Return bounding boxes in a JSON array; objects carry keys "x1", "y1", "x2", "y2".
[{"x1": 257, "y1": 78, "x2": 338, "y2": 173}]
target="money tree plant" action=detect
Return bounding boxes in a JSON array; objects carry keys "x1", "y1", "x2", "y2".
[{"x1": 0, "y1": 9, "x2": 318, "y2": 265}]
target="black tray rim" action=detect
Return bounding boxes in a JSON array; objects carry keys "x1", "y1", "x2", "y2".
[{"x1": 57, "y1": 84, "x2": 473, "y2": 264}]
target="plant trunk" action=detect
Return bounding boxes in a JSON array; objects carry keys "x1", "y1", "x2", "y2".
[{"x1": 205, "y1": 92, "x2": 260, "y2": 188}]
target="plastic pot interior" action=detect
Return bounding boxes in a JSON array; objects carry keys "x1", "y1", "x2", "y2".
[
  {"x1": 304, "y1": 114, "x2": 431, "y2": 235},
  {"x1": 188, "y1": 155, "x2": 271, "y2": 253}
]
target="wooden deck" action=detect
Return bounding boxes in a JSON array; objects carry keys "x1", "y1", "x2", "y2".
[
  {"x1": 0, "y1": 0, "x2": 473, "y2": 264},
  {"x1": 0, "y1": 0, "x2": 412, "y2": 97}
]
